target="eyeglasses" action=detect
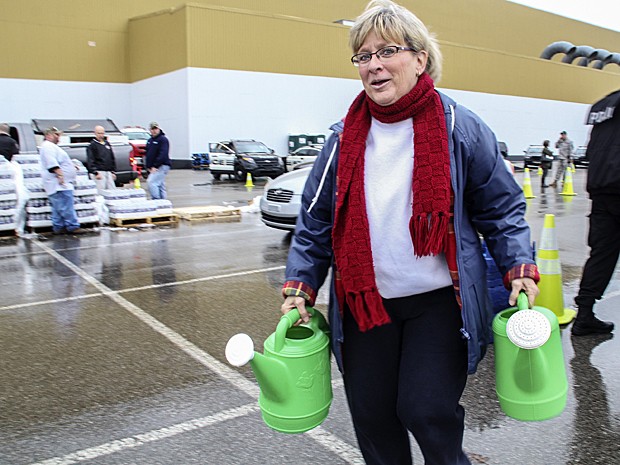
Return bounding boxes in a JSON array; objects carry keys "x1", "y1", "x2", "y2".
[{"x1": 351, "y1": 45, "x2": 416, "y2": 66}]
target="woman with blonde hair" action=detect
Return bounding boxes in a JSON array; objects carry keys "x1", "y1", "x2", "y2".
[{"x1": 281, "y1": 1, "x2": 539, "y2": 463}]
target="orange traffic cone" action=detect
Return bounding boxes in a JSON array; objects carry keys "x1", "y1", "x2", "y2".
[
  {"x1": 535, "y1": 214, "x2": 576, "y2": 325},
  {"x1": 560, "y1": 168, "x2": 577, "y2": 196},
  {"x1": 522, "y1": 168, "x2": 536, "y2": 199}
]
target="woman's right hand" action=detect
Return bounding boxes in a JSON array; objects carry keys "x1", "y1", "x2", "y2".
[{"x1": 281, "y1": 295, "x2": 310, "y2": 324}]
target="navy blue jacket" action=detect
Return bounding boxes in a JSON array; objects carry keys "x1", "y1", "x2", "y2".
[
  {"x1": 284, "y1": 92, "x2": 536, "y2": 375},
  {"x1": 145, "y1": 131, "x2": 171, "y2": 169}
]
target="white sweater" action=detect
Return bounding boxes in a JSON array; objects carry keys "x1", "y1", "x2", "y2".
[{"x1": 364, "y1": 117, "x2": 452, "y2": 299}]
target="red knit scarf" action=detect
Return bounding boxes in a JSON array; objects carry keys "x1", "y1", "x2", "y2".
[{"x1": 333, "y1": 72, "x2": 453, "y2": 332}]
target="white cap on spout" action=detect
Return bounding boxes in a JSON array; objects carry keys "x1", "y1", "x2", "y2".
[
  {"x1": 506, "y1": 310, "x2": 552, "y2": 349},
  {"x1": 225, "y1": 333, "x2": 255, "y2": 367}
]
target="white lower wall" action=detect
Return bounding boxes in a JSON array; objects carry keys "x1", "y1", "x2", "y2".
[
  {"x1": 1, "y1": 70, "x2": 592, "y2": 160},
  {"x1": 0, "y1": 77, "x2": 131, "y2": 126}
]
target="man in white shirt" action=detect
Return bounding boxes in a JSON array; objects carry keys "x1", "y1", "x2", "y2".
[{"x1": 39, "y1": 127, "x2": 85, "y2": 235}]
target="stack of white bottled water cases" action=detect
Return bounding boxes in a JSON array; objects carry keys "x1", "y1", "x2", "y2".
[
  {"x1": 13, "y1": 154, "x2": 42, "y2": 181},
  {"x1": 12, "y1": 154, "x2": 40, "y2": 165},
  {"x1": 102, "y1": 189, "x2": 172, "y2": 219},
  {"x1": 0, "y1": 159, "x2": 17, "y2": 231},
  {"x1": 0, "y1": 182, "x2": 17, "y2": 231},
  {"x1": 151, "y1": 199, "x2": 173, "y2": 214},
  {"x1": 24, "y1": 180, "x2": 51, "y2": 228},
  {"x1": 24, "y1": 178, "x2": 98, "y2": 227}
]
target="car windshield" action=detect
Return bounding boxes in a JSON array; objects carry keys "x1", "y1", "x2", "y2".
[
  {"x1": 235, "y1": 141, "x2": 271, "y2": 153},
  {"x1": 125, "y1": 132, "x2": 150, "y2": 140},
  {"x1": 576, "y1": 147, "x2": 586, "y2": 155},
  {"x1": 529, "y1": 147, "x2": 543, "y2": 154}
]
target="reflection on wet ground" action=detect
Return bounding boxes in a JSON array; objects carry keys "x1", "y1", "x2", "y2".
[{"x1": 0, "y1": 169, "x2": 618, "y2": 465}]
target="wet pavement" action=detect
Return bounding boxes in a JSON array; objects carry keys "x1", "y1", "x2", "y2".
[{"x1": 1, "y1": 168, "x2": 618, "y2": 465}]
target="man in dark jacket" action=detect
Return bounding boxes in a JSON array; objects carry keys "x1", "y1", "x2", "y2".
[
  {"x1": 145, "y1": 122, "x2": 171, "y2": 199},
  {"x1": 86, "y1": 125, "x2": 117, "y2": 193},
  {"x1": 572, "y1": 89, "x2": 619, "y2": 336},
  {"x1": 0, "y1": 123, "x2": 19, "y2": 162}
]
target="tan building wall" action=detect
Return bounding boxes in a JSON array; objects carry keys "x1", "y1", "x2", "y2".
[{"x1": 1, "y1": 0, "x2": 619, "y2": 102}]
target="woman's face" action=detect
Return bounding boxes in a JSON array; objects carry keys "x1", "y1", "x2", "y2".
[{"x1": 357, "y1": 31, "x2": 427, "y2": 107}]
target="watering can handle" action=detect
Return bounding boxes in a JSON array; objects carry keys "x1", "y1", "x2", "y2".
[
  {"x1": 274, "y1": 307, "x2": 329, "y2": 352},
  {"x1": 517, "y1": 291, "x2": 529, "y2": 311}
]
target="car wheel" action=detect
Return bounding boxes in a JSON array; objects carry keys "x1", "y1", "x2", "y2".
[
  {"x1": 234, "y1": 166, "x2": 246, "y2": 182},
  {"x1": 212, "y1": 173, "x2": 221, "y2": 181}
]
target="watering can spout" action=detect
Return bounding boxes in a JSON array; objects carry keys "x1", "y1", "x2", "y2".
[{"x1": 224, "y1": 333, "x2": 290, "y2": 402}]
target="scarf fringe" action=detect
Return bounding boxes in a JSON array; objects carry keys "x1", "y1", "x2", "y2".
[
  {"x1": 410, "y1": 213, "x2": 449, "y2": 258},
  {"x1": 345, "y1": 289, "x2": 391, "y2": 332}
]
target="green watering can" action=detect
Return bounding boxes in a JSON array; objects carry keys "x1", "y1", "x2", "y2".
[
  {"x1": 225, "y1": 307, "x2": 332, "y2": 433},
  {"x1": 492, "y1": 293, "x2": 568, "y2": 421}
]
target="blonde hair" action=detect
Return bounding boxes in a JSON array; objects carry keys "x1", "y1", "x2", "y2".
[{"x1": 349, "y1": 0, "x2": 442, "y2": 82}]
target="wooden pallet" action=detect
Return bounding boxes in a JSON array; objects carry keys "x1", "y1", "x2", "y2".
[
  {"x1": 25, "y1": 222, "x2": 100, "y2": 235},
  {"x1": 173, "y1": 206, "x2": 241, "y2": 223},
  {"x1": 0, "y1": 229, "x2": 17, "y2": 240},
  {"x1": 109, "y1": 213, "x2": 179, "y2": 228}
]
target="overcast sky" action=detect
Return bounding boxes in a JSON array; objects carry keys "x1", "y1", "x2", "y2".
[{"x1": 509, "y1": 0, "x2": 620, "y2": 32}]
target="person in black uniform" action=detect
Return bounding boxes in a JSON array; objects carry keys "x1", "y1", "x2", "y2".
[{"x1": 572, "y1": 89, "x2": 620, "y2": 336}]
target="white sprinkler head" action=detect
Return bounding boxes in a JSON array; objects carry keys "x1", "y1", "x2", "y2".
[
  {"x1": 506, "y1": 310, "x2": 552, "y2": 349},
  {"x1": 225, "y1": 333, "x2": 255, "y2": 367}
]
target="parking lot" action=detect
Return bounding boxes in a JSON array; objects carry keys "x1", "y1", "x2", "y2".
[{"x1": 1, "y1": 168, "x2": 618, "y2": 465}]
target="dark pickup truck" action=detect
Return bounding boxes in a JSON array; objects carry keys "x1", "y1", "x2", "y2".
[{"x1": 8, "y1": 119, "x2": 137, "y2": 186}]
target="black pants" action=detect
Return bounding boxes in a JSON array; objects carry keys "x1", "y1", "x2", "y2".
[
  {"x1": 575, "y1": 194, "x2": 620, "y2": 312},
  {"x1": 342, "y1": 286, "x2": 470, "y2": 465},
  {"x1": 541, "y1": 162, "x2": 551, "y2": 187}
]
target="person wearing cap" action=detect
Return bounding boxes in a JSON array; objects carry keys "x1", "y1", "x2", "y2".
[
  {"x1": 86, "y1": 125, "x2": 117, "y2": 193},
  {"x1": 550, "y1": 130, "x2": 574, "y2": 188},
  {"x1": 145, "y1": 122, "x2": 171, "y2": 199},
  {"x1": 39, "y1": 127, "x2": 85, "y2": 235},
  {"x1": 0, "y1": 123, "x2": 19, "y2": 162}
]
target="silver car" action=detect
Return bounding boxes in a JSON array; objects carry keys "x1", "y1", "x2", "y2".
[{"x1": 259, "y1": 165, "x2": 312, "y2": 231}]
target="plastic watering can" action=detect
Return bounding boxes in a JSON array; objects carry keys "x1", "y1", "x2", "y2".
[
  {"x1": 492, "y1": 293, "x2": 568, "y2": 421},
  {"x1": 225, "y1": 307, "x2": 332, "y2": 433}
]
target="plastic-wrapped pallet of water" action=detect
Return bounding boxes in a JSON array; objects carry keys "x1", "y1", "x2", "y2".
[
  {"x1": 126, "y1": 188, "x2": 147, "y2": 200},
  {"x1": 101, "y1": 189, "x2": 132, "y2": 202},
  {"x1": 26, "y1": 212, "x2": 52, "y2": 228},
  {"x1": 108, "y1": 200, "x2": 157, "y2": 219},
  {"x1": 0, "y1": 162, "x2": 13, "y2": 181},
  {"x1": 25, "y1": 181, "x2": 47, "y2": 199},
  {"x1": 74, "y1": 179, "x2": 97, "y2": 196},
  {"x1": 21, "y1": 165, "x2": 42, "y2": 180},
  {"x1": 151, "y1": 199, "x2": 173, "y2": 214},
  {"x1": 75, "y1": 204, "x2": 99, "y2": 224},
  {"x1": 0, "y1": 182, "x2": 16, "y2": 199},
  {"x1": 12, "y1": 154, "x2": 40, "y2": 165},
  {"x1": 0, "y1": 183, "x2": 17, "y2": 231}
]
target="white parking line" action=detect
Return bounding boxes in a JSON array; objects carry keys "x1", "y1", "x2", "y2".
[
  {"x1": 28, "y1": 240, "x2": 363, "y2": 464},
  {"x1": 29, "y1": 404, "x2": 260, "y2": 465}
]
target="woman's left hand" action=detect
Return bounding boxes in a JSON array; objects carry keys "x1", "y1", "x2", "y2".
[{"x1": 508, "y1": 277, "x2": 539, "y2": 307}]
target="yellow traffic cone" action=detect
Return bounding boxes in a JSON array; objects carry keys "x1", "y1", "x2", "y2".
[
  {"x1": 560, "y1": 168, "x2": 577, "y2": 196},
  {"x1": 134, "y1": 176, "x2": 141, "y2": 189},
  {"x1": 537, "y1": 166, "x2": 543, "y2": 176},
  {"x1": 570, "y1": 162, "x2": 576, "y2": 173},
  {"x1": 245, "y1": 172, "x2": 254, "y2": 188},
  {"x1": 522, "y1": 168, "x2": 536, "y2": 199},
  {"x1": 535, "y1": 214, "x2": 576, "y2": 325}
]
